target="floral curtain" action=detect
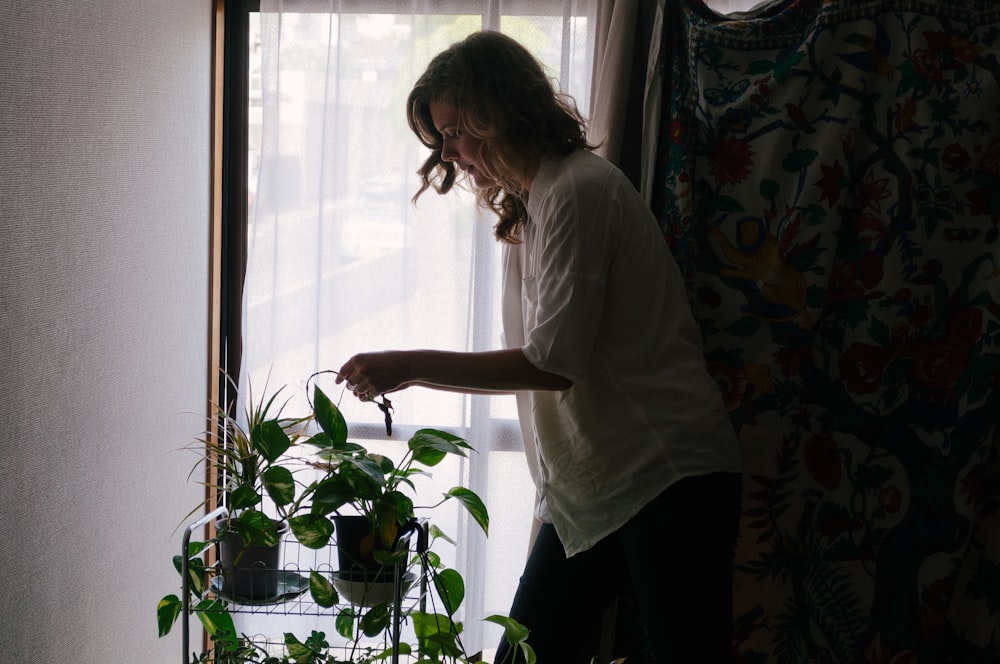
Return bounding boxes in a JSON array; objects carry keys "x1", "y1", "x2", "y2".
[{"x1": 654, "y1": 0, "x2": 1000, "y2": 661}]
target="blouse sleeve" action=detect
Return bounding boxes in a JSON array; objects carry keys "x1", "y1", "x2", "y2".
[{"x1": 522, "y1": 164, "x2": 620, "y2": 381}]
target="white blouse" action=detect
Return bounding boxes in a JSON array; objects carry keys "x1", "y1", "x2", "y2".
[{"x1": 501, "y1": 149, "x2": 742, "y2": 557}]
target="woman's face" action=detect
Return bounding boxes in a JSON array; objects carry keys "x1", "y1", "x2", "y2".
[{"x1": 429, "y1": 99, "x2": 491, "y2": 188}]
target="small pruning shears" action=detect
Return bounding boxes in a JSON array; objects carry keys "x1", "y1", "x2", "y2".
[{"x1": 374, "y1": 395, "x2": 393, "y2": 437}]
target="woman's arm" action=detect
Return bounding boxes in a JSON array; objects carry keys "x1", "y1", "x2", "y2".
[{"x1": 336, "y1": 347, "x2": 572, "y2": 398}]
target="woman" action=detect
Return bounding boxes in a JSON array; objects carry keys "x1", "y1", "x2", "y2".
[{"x1": 336, "y1": 31, "x2": 742, "y2": 663}]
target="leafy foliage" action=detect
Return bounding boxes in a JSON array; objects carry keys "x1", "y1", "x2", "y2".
[{"x1": 158, "y1": 374, "x2": 532, "y2": 663}]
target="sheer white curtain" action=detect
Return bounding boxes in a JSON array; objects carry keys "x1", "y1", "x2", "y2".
[{"x1": 239, "y1": 1, "x2": 597, "y2": 653}]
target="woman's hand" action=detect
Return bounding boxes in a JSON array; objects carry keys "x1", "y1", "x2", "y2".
[{"x1": 336, "y1": 351, "x2": 414, "y2": 400}]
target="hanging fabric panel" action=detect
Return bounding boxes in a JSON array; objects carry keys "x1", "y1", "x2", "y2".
[{"x1": 655, "y1": 0, "x2": 1000, "y2": 660}]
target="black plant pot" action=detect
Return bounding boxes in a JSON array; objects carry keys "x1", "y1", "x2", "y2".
[
  {"x1": 333, "y1": 514, "x2": 382, "y2": 576},
  {"x1": 333, "y1": 514, "x2": 415, "y2": 580},
  {"x1": 217, "y1": 518, "x2": 288, "y2": 601}
]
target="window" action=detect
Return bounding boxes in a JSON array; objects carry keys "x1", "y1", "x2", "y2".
[{"x1": 223, "y1": 1, "x2": 597, "y2": 654}]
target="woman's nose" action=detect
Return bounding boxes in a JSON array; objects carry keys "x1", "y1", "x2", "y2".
[{"x1": 440, "y1": 142, "x2": 457, "y2": 162}]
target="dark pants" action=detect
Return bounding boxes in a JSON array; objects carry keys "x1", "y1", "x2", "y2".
[{"x1": 493, "y1": 472, "x2": 742, "y2": 664}]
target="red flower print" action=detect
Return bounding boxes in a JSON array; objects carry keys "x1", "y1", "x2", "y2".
[
  {"x1": 709, "y1": 136, "x2": 755, "y2": 184},
  {"x1": 947, "y1": 307, "x2": 983, "y2": 346},
  {"x1": 859, "y1": 171, "x2": 893, "y2": 213},
  {"x1": 842, "y1": 127, "x2": 857, "y2": 156},
  {"x1": 941, "y1": 143, "x2": 970, "y2": 172},
  {"x1": 950, "y1": 35, "x2": 979, "y2": 63},
  {"x1": 744, "y1": 361, "x2": 773, "y2": 395},
  {"x1": 980, "y1": 138, "x2": 1000, "y2": 180},
  {"x1": 804, "y1": 434, "x2": 841, "y2": 490},
  {"x1": 925, "y1": 31, "x2": 979, "y2": 63},
  {"x1": 895, "y1": 97, "x2": 917, "y2": 133},
  {"x1": 853, "y1": 211, "x2": 888, "y2": 243},
  {"x1": 670, "y1": 119, "x2": 683, "y2": 145},
  {"x1": 877, "y1": 486, "x2": 902, "y2": 514},
  {"x1": 828, "y1": 258, "x2": 882, "y2": 303},
  {"x1": 709, "y1": 361, "x2": 747, "y2": 411},
  {"x1": 774, "y1": 347, "x2": 804, "y2": 378},
  {"x1": 815, "y1": 510, "x2": 862, "y2": 542},
  {"x1": 862, "y1": 632, "x2": 920, "y2": 664},
  {"x1": 920, "y1": 575, "x2": 956, "y2": 638},
  {"x1": 965, "y1": 187, "x2": 993, "y2": 217},
  {"x1": 785, "y1": 102, "x2": 808, "y2": 125},
  {"x1": 910, "y1": 339, "x2": 968, "y2": 389},
  {"x1": 839, "y1": 342, "x2": 892, "y2": 395},
  {"x1": 908, "y1": 303, "x2": 935, "y2": 330},
  {"x1": 960, "y1": 464, "x2": 985, "y2": 509},
  {"x1": 815, "y1": 159, "x2": 845, "y2": 205},
  {"x1": 912, "y1": 49, "x2": 943, "y2": 81},
  {"x1": 857, "y1": 251, "x2": 884, "y2": 289}
]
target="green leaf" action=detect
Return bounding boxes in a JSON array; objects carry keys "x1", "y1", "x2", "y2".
[
  {"x1": 759, "y1": 179, "x2": 779, "y2": 200},
  {"x1": 194, "y1": 598, "x2": 235, "y2": 640},
  {"x1": 336, "y1": 607, "x2": 357, "y2": 639},
  {"x1": 377, "y1": 491, "x2": 414, "y2": 525},
  {"x1": 157, "y1": 594, "x2": 182, "y2": 637},
  {"x1": 186, "y1": 540, "x2": 211, "y2": 558},
  {"x1": 254, "y1": 419, "x2": 292, "y2": 463},
  {"x1": 485, "y1": 614, "x2": 530, "y2": 643},
  {"x1": 423, "y1": 550, "x2": 442, "y2": 569},
  {"x1": 233, "y1": 510, "x2": 281, "y2": 547},
  {"x1": 409, "y1": 429, "x2": 471, "y2": 467},
  {"x1": 360, "y1": 603, "x2": 391, "y2": 636},
  {"x1": 288, "y1": 513, "x2": 334, "y2": 549},
  {"x1": 284, "y1": 633, "x2": 314, "y2": 662},
  {"x1": 446, "y1": 486, "x2": 490, "y2": 535},
  {"x1": 930, "y1": 96, "x2": 961, "y2": 123},
  {"x1": 708, "y1": 194, "x2": 745, "y2": 214},
  {"x1": 372, "y1": 547, "x2": 409, "y2": 568},
  {"x1": 303, "y1": 630, "x2": 330, "y2": 654},
  {"x1": 230, "y1": 483, "x2": 262, "y2": 510},
  {"x1": 411, "y1": 611, "x2": 464, "y2": 658},
  {"x1": 433, "y1": 568, "x2": 465, "y2": 616},
  {"x1": 261, "y1": 465, "x2": 295, "y2": 507},
  {"x1": 486, "y1": 615, "x2": 536, "y2": 662},
  {"x1": 372, "y1": 499, "x2": 402, "y2": 549},
  {"x1": 181, "y1": 556, "x2": 207, "y2": 597},
  {"x1": 309, "y1": 571, "x2": 338, "y2": 608},
  {"x1": 313, "y1": 385, "x2": 349, "y2": 447},
  {"x1": 773, "y1": 50, "x2": 804, "y2": 83},
  {"x1": 343, "y1": 456, "x2": 389, "y2": 498},
  {"x1": 315, "y1": 440, "x2": 367, "y2": 456},
  {"x1": 782, "y1": 148, "x2": 818, "y2": 172},
  {"x1": 310, "y1": 475, "x2": 354, "y2": 515}
]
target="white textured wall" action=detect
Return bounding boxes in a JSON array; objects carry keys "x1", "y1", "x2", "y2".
[{"x1": 1, "y1": 1, "x2": 212, "y2": 661}]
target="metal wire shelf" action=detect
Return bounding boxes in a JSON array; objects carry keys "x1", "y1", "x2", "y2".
[{"x1": 180, "y1": 507, "x2": 429, "y2": 664}]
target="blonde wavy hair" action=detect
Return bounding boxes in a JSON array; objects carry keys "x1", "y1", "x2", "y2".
[{"x1": 407, "y1": 31, "x2": 596, "y2": 243}]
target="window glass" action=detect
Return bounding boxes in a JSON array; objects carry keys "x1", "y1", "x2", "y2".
[{"x1": 238, "y1": 5, "x2": 596, "y2": 655}]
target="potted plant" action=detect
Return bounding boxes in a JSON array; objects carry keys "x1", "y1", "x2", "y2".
[
  {"x1": 158, "y1": 374, "x2": 335, "y2": 635},
  {"x1": 159, "y1": 373, "x2": 536, "y2": 664},
  {"x1": 198, "y1": 375, "x2": 340, "y2": 600},
  {"x1": 301, "y1": 372, "x2": 488, "y2": 581}
]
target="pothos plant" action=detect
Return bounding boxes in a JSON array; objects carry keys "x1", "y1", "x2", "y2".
[
  {"x1": 179, "y1": 373, "x2": 340, "y2": 551},
  {"x1": 159, "y1": 373, "x2": 537, "y2": 664},
  {"x1": 302, "y1": 370, "x2": 490, "y2": 571}
]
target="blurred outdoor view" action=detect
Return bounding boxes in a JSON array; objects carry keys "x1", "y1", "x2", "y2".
[{"x1": 237, "y1": 6, "x2": 595, "y2": 657}]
